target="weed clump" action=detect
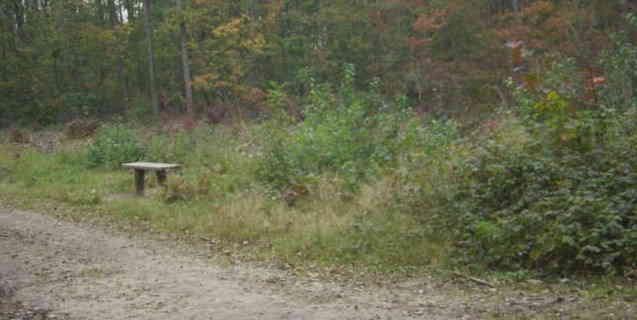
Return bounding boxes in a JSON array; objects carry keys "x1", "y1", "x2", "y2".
[{"x1": 87, "y1": 124, "x2": 144, "y2": 168}]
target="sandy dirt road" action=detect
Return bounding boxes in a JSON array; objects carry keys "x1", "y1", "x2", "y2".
[
  {"x1": 0, "y1": 208, "x2": 472, "y2": 320},
  {"x1": 0, "y1": 208, "x2": 634, "y2": 320}
]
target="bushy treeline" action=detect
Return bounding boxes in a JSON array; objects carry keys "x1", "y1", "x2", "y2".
[{"x1": 1, "y1": 0, "x2": 633, "y2": 125}]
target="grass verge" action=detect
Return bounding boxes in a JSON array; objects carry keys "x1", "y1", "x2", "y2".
[{"x1": 0, "y1": 132, "x2": 448, "y2": 276}]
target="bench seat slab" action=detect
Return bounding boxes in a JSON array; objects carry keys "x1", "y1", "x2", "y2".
[{"x1": 123, "y1": 162, "x2": 181, "y2": 171}]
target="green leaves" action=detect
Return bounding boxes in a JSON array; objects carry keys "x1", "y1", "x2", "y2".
[
  {"x1": 448, "y1": 114, "x2": 637, "y2": 273},
  {"x1": 87, "y1": 125, "x2": 144, "y2": 168},
  {"x1": 257, "y1": 65, "x2": 458, "y2": 193}
]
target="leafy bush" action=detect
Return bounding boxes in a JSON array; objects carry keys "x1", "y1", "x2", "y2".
[
  {"x1": 451, "y1": 119, "x2": 637, "y2": 273},
  {"x1": 257, "y1": 65, "x2": 433, "y2": 191},
  {"x1": 414, "y1": 35, "x2": 637, "y2": 274},
  {"x1": 87, "y1": 124, "x2": 144, "y2": 168},
  {"x1": 436, "y1": 53, "x2": 637, "y2": 273},
  {"x1": 392, "y1": 118, "x2": 466, "y2": 225}
]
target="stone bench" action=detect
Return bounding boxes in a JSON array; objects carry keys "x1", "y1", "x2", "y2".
[{"x1": 122, "y1": 162, "x2": 181, "y2": 196}]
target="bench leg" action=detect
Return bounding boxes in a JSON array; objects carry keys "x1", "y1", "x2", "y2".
[
  {"x1": 135, "y1": 169, "x2": 146, "y2": 196},
  {"x1": 156, "y1": 170, "x2": 167, "y2": 186}
]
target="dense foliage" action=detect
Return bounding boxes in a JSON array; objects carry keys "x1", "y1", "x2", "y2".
[
  {"x1": 2, "y1": 1, "x2": 633, "y2": 125},
  {"x1": 416, "y1": 38, "x2": 637, "y2": 274},
  {"x1": 87, "y1": 124, "x2": 144, "y2": 168},
  {"x1": 453, "y1": 116, "x2": 637, "y2": 273}
]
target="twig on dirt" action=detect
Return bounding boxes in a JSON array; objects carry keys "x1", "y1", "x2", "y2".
[
  {"x1": 0, "y1": 233, "x2": 8, "y2": 238},
  {"x1": 452, "y1": 272, "x2": 495, "y2": 288},
  {"x1": 199, "y1": 236, "x2": 217, "y2": 244}
]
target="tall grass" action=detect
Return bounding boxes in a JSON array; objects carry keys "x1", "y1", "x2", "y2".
[{"x1": 0, "y1": 120, "x2": 453, "y2": 273}]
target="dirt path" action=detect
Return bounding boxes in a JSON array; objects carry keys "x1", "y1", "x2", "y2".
[{"x1": 1, "y1": 208, "x2": 634, "y2": 320}]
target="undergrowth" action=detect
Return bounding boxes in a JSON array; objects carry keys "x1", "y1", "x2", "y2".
[
  {"x1": 0, "y1": 115, "x2": 452, "y2": 274},
  {"x1": 2, "y1": 47, "x2": 637, "y2": 278}
]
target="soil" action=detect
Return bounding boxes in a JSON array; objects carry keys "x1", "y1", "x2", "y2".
[{"x1": 1, "y1": 208, "x2": 635, "y2": 320}]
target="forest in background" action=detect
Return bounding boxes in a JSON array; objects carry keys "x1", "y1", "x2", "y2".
[
  {"x1": 1, "y1": 0, "x2": 634, "y2": 125},
  {"x1": 2, "y1": 0, "x2": 637, "y2": 280}
]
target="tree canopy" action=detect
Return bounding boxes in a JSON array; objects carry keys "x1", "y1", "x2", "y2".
[{"x1": 0, "y1": 0, "x2": 633, "y2": 125}]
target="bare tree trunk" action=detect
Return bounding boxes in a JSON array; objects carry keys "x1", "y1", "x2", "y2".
[
  {"x1": 124, "y1": 0, "x2": 135, "y2": 21},
  {"x1": 143, "y1": 0, "x2": 159, "y2": 115},
  {"x1": 96, "y1": 0, "x2": 104, "y2": 24},
  {"x1": 177, "y1": 0, "x2": 193, "y2": 114},
  {"x1": 512, "y1": 0, "x2": 520, "y2": 12},
  {"x1": 107, "y1": 0, "x2": 118, "y2": 25},
  {"x1": 13, "y1": 0, "x2": 24, "y2": 38}
]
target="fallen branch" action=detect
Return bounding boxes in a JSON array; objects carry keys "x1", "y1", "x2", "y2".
[
  {"x1": 199, "y1": 236, "x2": 217, "y2": 244},
  {"x1": 452, "y1": 272, "x2": 495, "y2": 288}
]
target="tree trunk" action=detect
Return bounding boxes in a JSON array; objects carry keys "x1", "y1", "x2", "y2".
[
  {"x1": 512, "y1": 0, "x2": 520, "y2": 12},
  {"x1": 143, "y1": 0, "x2": 159, "y2": 115},
  {"x1": 107, "y1": 0, "x2": 118, "y2": 25},
  {"x1": 96, "y1": 0, "x2": 104, "y2": 24},
  {"x1": 13, "y1": 0, "x2": 24, "y2": 38},
  {"x1": 124, "y1": 0, "x2": 135, "y2": 21},
  {"x1": 177, "y1": 0, "x2": 193, "y2": 114}
]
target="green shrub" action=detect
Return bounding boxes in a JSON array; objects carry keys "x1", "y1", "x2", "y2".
[
  {"x1": 87, "y1": 124, "x2": 144, "y2": 168},
  {"x1": 392, "y1": 118, "x2": 467, "y2": 225},
  {"x1": 451, "y1": 123, "x2": 637, "y2": 273},
  {"x1": 421, "y1": 35, "x2": 637, "y2": 274},
  {"x1": 435, "y1": 76, "x2": 637, "y2": 273},
  {"x1": 257, "y1": 65, "x2": 458, "y2": 192}
]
